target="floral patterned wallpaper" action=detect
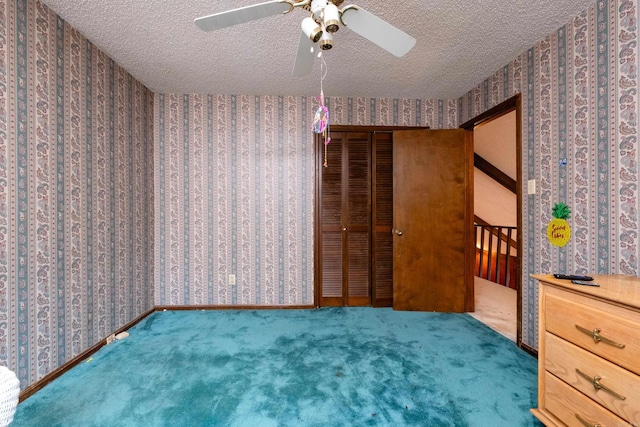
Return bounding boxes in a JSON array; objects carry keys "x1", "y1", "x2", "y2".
[
  {"x1": 154, "y1": 95, "x2": 457, "y2": 306},
  {"x1": 0, "y1": 0, "x2": 154, "y2": 389}
]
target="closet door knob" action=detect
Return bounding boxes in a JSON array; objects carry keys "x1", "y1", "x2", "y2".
[
  {"x1": 342, "y1": 227, "x2": 347, "y2": 231},
  {"x1": 395, "y1": 229, "x2": 403, "y2": 236}
]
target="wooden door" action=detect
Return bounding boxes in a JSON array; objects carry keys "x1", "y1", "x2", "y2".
[
  {"x1": 392, "y1": 129, "x2": 474, "y2": 312},
  {"x1": 318, "y1": 131, "x2": 372, "y2": 306}
]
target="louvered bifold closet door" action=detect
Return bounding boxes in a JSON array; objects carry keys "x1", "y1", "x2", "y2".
[
  {"x1": 318, "y1": 131, "x2": 372, "y2": 306},
  {"x1": 372, "y1": 132, "x2": 393, "y2": 306},
  {"x1": 346, "y1": 133, "x2": 372, "y2": 306}
]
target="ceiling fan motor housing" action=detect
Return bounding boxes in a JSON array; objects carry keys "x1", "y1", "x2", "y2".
[
  {"x1": 310, "y1": 0, "x2": 329, "y2": 20},
  {"x1": 310, "y1": 0, "x2": 339, "y2": 31}
]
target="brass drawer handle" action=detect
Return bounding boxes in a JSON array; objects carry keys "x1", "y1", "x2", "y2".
[
  {"x1": 575, "y1": 413, "x2": 602, "y2": 427},
  {"x1": 575, "y1": 325, "x2": 626, "y2": 348},
  {"x1": 575, "y1": 368, "x2": 626, "y2": 400}
]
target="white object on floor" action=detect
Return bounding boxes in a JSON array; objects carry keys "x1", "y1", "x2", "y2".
[
  {"x1": 115, "y1": 331, "x2": 129, "y2": 340},
  {"x1": 0, "y1": 366, "x2": 19, "y2": 427},
  {"x1": 469, "y1": 276, "x2": 517, "y2": 342}
]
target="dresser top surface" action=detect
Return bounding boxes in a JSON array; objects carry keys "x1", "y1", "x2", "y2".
[{"x1": 532, "y1": 274, "x2": 640, "y2": 309}]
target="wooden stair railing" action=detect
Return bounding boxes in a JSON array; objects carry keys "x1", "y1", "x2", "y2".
[{"x1": 474, "y1": 223, "x2": 518, "y2": 289}]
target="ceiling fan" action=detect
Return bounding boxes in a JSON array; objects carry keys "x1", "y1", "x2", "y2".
[{"x1": 195, "y1": 0, "x2": 416, "y2": 77}]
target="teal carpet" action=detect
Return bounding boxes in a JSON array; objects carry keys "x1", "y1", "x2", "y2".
[{"x1": 13, "y1": 308, "x2": 541, "y2": 426}]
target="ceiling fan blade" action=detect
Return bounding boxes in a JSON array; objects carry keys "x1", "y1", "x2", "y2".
[
  {"x1": 341, "y1": 6, "x2": 416, "y2": 57},
  {"x1": 293, "y1": 31, "x2": 315, "y2": 77},
  {"x1": 195, "y1": 0, "x2": 292, "y2": 32}
]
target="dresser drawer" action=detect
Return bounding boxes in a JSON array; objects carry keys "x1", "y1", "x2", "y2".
[
  {"x1": 545, "y1": 332, "x2": 640, "y2": 423},
  {"x1": 544, "y1": 286, "x2": 640, "y2": 375},
  {"x1": 544, "y1": 372, "x2": 628, "y2": 427}
]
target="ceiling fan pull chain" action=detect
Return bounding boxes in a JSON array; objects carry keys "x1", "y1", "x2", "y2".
[{"x1": 317, "y1": 56, "x2": 331, "y2": 167}]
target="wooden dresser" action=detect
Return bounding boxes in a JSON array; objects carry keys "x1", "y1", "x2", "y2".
[{"x1": 531, "y1": 274, "x2": 640, "y2": 426}]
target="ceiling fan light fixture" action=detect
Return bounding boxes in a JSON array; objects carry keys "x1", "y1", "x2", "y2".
[
  {"x1": 301, "y1": 16, "x2": 323, "y2": 43},
  {"x1": 319, "y1": 30, "x2": 333, "y2": 50},
  {"x1": 196, "y1": 0, "x2": 416, "y2": 78},
  {"x1": 323, "y1": 3, "x2": 340, "y2": 33}
]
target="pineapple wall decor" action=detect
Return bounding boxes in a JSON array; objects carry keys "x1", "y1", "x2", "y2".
[{"x1": 547, "y1": 202, "x2": 571, "y2": 247}]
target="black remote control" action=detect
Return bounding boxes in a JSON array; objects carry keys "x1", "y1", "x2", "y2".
[
  {"x1": 553, "y1": 274, "x2": 594, "y2": 281},
  {"x1": 571, "y1": 280, "x2": 599, "y2": 287}
]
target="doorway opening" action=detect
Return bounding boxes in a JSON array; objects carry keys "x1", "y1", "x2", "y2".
[{"x1": 460, "y1": 95, "x2": 523, "y2": 346}]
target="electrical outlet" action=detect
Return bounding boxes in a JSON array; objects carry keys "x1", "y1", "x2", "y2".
[
  {"x1": 229, "y1": 274, "x2": 236, "y2": 285},
  {"x1": 106, "y1": 334, "x2": 116, "y2": 345}
]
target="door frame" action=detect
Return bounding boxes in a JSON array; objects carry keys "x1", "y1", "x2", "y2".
[
  {"x1": 459, "y1": 94, "x2": 523, "y2": 348},
  {"x1": 314, "y1": 125, "x2": 429, "y2": 307}
]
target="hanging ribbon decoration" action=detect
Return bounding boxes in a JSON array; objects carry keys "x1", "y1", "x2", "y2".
[{"x1": 312, "y1": 56, "x2": 330, "y2": 167}]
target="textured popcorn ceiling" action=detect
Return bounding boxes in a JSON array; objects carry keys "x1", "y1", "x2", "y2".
[{"x1": 42, "y1": 0, "x2": 594, "y2": 99}]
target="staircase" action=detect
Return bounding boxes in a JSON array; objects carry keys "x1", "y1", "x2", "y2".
[{"x1": 474, "y1": 221, "x2": 517, "y2": 290}]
